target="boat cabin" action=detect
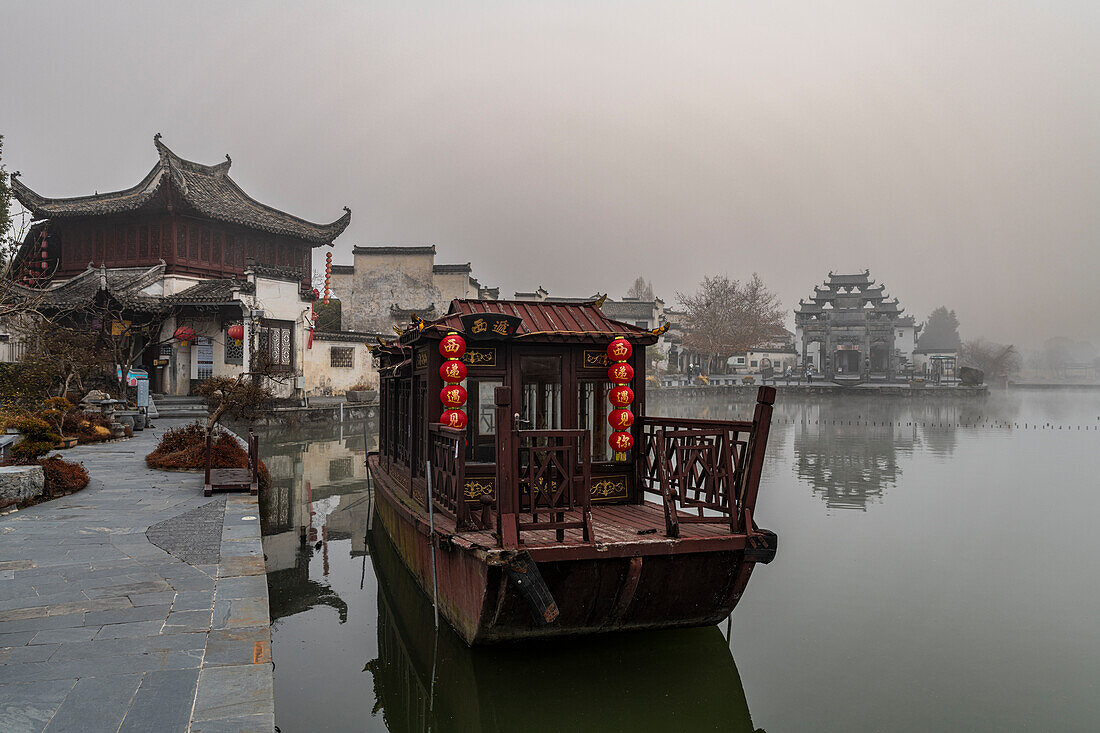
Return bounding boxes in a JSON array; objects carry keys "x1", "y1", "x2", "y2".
[{"x1": 373, "y1": 298, "x2": 777, "y2": 553}]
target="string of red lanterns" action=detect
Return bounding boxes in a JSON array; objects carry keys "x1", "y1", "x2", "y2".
[
  {"x1": 439, "y1": 332, "x2": 468, "y2": 429},
  {"x1": 607, "y1": 337, "x2": 634, "y2": 458},
  {"x1": 323, "y1": 252, "x2": 332, "y2": 305}
]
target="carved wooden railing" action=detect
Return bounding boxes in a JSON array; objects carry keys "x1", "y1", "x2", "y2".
[
  {"x1": 640, "y1": 386, "x2": 775, "y2": 537},
  {"x1": 427, "y1": 424, "x2": 472, "y2": 529},
  {"x1": 514, "y1": 429, "x2": 594, "y2": 544}
]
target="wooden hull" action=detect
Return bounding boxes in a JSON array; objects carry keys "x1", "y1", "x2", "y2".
[
  {"x1": 366, "y1": 521, "x2": 759, "y2": 732},
  {"x1": 370, "y1": 458, "x2": 774, "y2": 646}
]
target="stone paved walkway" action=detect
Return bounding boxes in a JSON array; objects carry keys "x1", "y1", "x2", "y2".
[{"x1": 0, "y1": 420, "x2": 274, "y2": 733}]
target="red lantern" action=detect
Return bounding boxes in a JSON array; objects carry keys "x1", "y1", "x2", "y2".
[
  {"x1": 608, "y1": 408, "x2": 634, "y2": 431},
  {"x1": 439, "y1": 359, "x2": 467, "y2": 383},
  {"x1": 440, "y1": 384, "x2": 467, "y2": 409},
  {"x1": 440, "y1": 409, "x2": 468, "y2": 430},
  {"x1": 608, "y1": 385, "x2": 634, "y2": 408},
  {"x1": 607, "y1": 338, "x2": 633, "y2": 362},
  {"x1": 608, "y1": 362, "x2": 634, "y2": 384},
  {"x1": 609, "y1": 431, "x2": 634, "y2": 452},
  {"x1": 439, "y1": 332, "x2": 467, "y2": 359},
  {"x1": 227, "y1": 324, "x2": 244, "y2": 341},
  {"x1": 174, "y1": 326, "x2": 197, "y2": 343}
]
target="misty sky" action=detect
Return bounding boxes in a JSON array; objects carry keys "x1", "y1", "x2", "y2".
[{"x1": 3, "y1": 1, "x2": 1098, "y2": 348}]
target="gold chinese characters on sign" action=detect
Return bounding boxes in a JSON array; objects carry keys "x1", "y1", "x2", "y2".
[{"x1": 414, "y1": 350, "x2": 428, "y2": 368}]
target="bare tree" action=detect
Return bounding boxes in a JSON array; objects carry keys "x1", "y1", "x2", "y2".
[
  {"x1": 960, "y1": 338, "x2": 1019, "y2": 376},
  {"x1": 676, "y1": 273, "x2": 786, "y2": 372},
  {"x1": 626, "y1": 276, "x2": 654, "y2": 300}
]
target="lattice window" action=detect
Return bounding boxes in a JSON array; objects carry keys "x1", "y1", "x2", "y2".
[
  {"x1": 330, "y1": 346, "x2": 354, "y2": 368},
  {"x1": 224, "y1": 322, "x2": 243, "y2": 365},
  {"x1": 255, "y1": 322, "x2": 293, "y2": 372}
]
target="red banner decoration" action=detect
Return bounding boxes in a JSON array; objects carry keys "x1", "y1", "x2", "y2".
[
  {"x1": 439, "y1": 359, "x2": 467, "y2": 384},
  {"x1": 440, "y1": 409, "x2": 468, "y2": 430}
]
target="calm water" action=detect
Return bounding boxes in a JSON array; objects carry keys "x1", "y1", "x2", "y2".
[{"x1": 258, "y1": 389, "x2": 1100, "y2": 732}]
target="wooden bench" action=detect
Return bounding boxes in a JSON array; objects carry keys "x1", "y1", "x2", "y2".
[{"x1": 204, "y1": 429, "x2": 259, "y2": 497}]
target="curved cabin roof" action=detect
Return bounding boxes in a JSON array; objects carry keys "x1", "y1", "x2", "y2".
[
  {"x1": 397, "y1": 298, "x2": 659, "y2": 346},
  {"x1": 11, "y1": 135, "x2": 350, "y2": 245}
]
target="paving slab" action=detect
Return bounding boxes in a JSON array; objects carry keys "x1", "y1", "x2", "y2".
[{"x1": 0, "y1": 420, "x2": 274, "y2": 732}]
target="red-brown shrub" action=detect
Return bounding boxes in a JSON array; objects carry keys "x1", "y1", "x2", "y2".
[
  {"x1": 38, "y1": 456, "x2": 90, "y2": 496},
  {"x1": 146, "y1": 421, "x2": 270, "y2": 490}
]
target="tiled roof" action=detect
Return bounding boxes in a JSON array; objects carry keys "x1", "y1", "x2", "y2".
[
  {"x1": 11, "y1": 135, "x2": 350, "y2": 245},
  {"x1": 167, "y1": 279, "x2": 249, "y2": 304},
  {"x1": 417, "y1": 299, "x2": 657, "y2": 344},
  {"x1": 352, "y1": 245, "x2": 435, "y2": 255},
  {"x1": 432, "y1": 263, "x2": 471, "y2": 274},
  {"x1": 33, "y1": 264, "x2": 168, "y2": 312}
]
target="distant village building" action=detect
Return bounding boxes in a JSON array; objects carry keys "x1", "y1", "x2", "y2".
[
  {"x1": 330, "y1": 246, "x2": 497, "y2": 335},
  {"x1": 7, "y1": 135, "x2": 367, "y2": 396},
  {"x1": 794, "y1": 270, "x2": 919, "y2": 381}
]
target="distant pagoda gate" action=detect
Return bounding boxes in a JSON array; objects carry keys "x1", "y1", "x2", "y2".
[{"x1": 794, "y1": 270, "x2": 919, "y2": 383}]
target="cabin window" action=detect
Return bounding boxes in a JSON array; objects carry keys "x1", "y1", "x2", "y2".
[
  {"x1": 466, "y1": 378, "x2": 502, "y2": 463},
  {"x1": 579, "y1": 381, "x2": 614, "y2": 462},
  {"x1": 520, "y1": 356, "x2": 562, "y2": 430}
]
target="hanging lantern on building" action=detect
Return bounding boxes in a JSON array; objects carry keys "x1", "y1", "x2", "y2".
[
  {"x1": 608, "y1": 361, "x2": 634, "y2": 384},
  {"x1": 439, "y1": 359, "x2": 467, "y2": 384},
  {"x1": 440, "y1": 409, "x2": 468, "y2": 430},
  {"x1": 438, "y1": 331, "x2": 468, "y2": 428},
  {"x1": 606, "y1": 337, "x2": 635, "y2": 461},
  {"x1": 609, "y1": 430, "x2": 634, "y2": 452},
  {"x1": 174, "y1": 326, "x2": 197, "y2": 346},
  {"x1": 227, "y1": 324, "x2": 244, "y2": 345},
  {"x1": 324, "y1": 252, "x2": 332, "y2": 305},
  {"x1": 608, "y1": 408, "x2": 634, "y2": 431},
  {"x1": 607, "y1": 337, "x2": 632, "y2": 362},
  {"x1": 440, "y1": 383, "x2": 467, "y2": 409},
  {"x1": 439, "y1": 332, "x2": 467, "y2": 359}
]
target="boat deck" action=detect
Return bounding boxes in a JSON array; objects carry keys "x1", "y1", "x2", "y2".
[
  {"x1": 453, "y1": 501, "x2": 734, "y2": 548},
  {"x1": 369, "y1": 456, "x2": 744, "y2": 559}
]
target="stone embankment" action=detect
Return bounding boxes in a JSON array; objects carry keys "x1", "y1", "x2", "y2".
[{"x1": 0, "y1": 419, "x2": 274, "y2": 733}]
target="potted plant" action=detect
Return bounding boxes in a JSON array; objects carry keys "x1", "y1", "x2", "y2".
[{"x1": 346, "y1": 382, "x2": 375, "y2": 403}]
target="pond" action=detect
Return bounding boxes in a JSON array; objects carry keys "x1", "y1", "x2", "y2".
[{"x1": 259, "y1": 389, "x2": 1100, "y2": 732}]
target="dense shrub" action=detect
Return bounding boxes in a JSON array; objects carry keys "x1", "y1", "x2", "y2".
[
  {"x1": 146, "y1": 421, "x2": 270, "y2": 490},
  {"x1": 61, "y1": 411, "x2": 113, "y2": 444},
  {"x1": 38, "y1": 456, "x2": 90, "y2": 496},
  {"x1": 8, "y1": 417, "x2": 61, "y2": 464}
]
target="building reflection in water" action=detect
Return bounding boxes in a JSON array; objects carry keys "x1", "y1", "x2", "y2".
[
  {"x1": 258, "y1": 419, "x2": 378, "y2": 625},
  {"x1": 365, "y1": 524, "x2": 764, "y2": 733},
  {"x1": 652, "y1": 392, "x2": 1022, "y2": 513}
]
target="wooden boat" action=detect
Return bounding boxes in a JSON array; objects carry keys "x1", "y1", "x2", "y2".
[
  {"x1": 368, "y1": 298, "x2": 778, "y2": 645},
  {"x1": 365, "y1": 522, "x2": 759, "y2": 732}
]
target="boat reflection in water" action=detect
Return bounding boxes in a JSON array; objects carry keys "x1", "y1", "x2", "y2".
[{"x1": 366, "y1": 523, "x2": 763, "y2": 733}]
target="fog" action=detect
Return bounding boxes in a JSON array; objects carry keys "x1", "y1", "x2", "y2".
[{"x1": 3, "y1": 0, "x2": 1098, "y2": 348}]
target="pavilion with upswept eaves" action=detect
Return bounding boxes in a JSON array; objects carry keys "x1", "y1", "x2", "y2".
[{"x1": 793, "y1": 270, "x2": 919, "y2": 381}]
